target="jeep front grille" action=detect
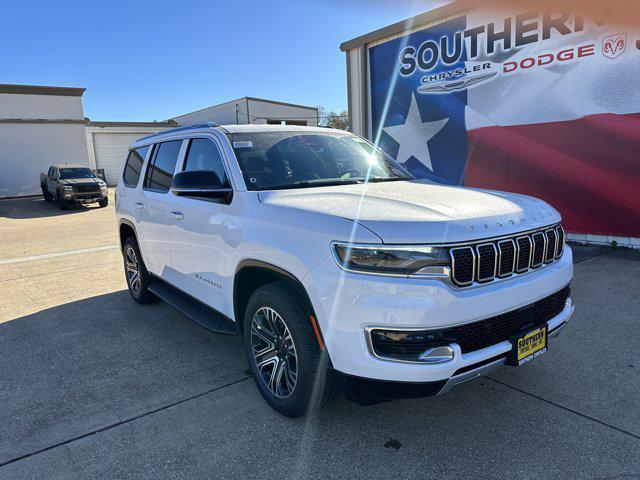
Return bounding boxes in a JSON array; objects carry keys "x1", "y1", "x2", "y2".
[
  {"x1": 74, "y1": 184, "x2": 100, "y2": 193},
  {"x1": 450, "y1": 247, "x2": 475, "y2": 286},
  {"x1": 449, "y1": 224, "x2": 565, "y2": 287}
]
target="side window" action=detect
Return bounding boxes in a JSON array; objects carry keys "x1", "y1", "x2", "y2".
[
  {"x1": 182, "y1": 138, "x2": 229, "y2": 187},
  {"x1": 123, "y1": 146, "x2": 149, "y2": 188},
  {"x1": 143, "y1": 140, "x2": 182, "y2": 193}
]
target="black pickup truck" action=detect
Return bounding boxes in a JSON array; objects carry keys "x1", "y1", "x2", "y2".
[{"x1": 40, "y1": 164, "x2": 109, "y2": 210}]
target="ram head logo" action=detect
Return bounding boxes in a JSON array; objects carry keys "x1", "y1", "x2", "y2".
[{"x1": 602, "y1": 33, "x2": 626, "y2": 59}]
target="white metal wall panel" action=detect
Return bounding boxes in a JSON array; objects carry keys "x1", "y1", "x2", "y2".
[
  {"x1": 0, "y1": 123, "x2": 90, "y2": 197},
  {"x1": 172, "y1": 99, "x2": 246, "y2": 125},
  {"x1": 92, "y1": 133, "x2": 151, "y2": 185},
  {"x1": 246, "y1": 99, "x2": 318, "y2": 126},
  {"x1": 347, "y1": 48, "x2": 364, "y2": 137},
  {"x1": 0, "y1": 93, "x2": 84, "y2": 120}
]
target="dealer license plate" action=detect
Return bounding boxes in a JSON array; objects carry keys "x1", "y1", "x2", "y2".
[{"x1": 508, "y1": 326, "x2": 547, "y2": 366}]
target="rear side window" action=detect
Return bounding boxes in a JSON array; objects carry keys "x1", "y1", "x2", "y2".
[
  {"x1": 123, "y1": 146, "x2": 149, "y2": 188},
  {"x1": 183, "y1": 138, "x2": 229, "y2": 187},
  {"x1": 143, "y1": 140, "x2": 182, "y2": 193}
]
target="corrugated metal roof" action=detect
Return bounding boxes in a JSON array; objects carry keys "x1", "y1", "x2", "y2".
[{"x1": 86, "y1": 120, "x2": 177, "y2": 128}]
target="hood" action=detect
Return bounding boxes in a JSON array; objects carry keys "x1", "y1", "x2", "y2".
[
  {"x1": 257, "y1": 180, "x2": 561, "y2": 244},
  {"x1": 61, "y1": 178, "x2": 100, "y2": 186}
]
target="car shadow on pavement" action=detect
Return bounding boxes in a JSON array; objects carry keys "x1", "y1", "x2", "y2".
[
  {"x1": 0, "y1": 289, "x2": 247, "y2": 466},
  {"x1": 0, "y1": 196, "x2": 107, "y2": 219}
]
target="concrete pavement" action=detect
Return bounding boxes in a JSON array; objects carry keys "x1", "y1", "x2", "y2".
[{"x1": 0, "y1": 193, "x2": 638, "y2": 479}]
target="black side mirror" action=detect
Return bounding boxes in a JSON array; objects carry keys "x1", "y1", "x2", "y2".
[{"x1": 171, "y1": 170, "x2": 233, "y2": 203}]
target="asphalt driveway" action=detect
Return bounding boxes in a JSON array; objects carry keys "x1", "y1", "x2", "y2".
[{"x1": 0, "y1": 193, "x2": 638, "y2": 479}]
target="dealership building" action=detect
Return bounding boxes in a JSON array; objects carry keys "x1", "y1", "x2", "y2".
[
  {"x1": 341, "y1": 0, "x2": 640, "y2": 248},
  {"x1": 0, "y1": 85, "x2": 318, "y2": 195}
]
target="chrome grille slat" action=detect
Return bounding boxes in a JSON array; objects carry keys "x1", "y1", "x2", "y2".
[
  {"x1": 515, "y1": 236, "x2": 532, "y2": 273},
  {"x1": 545, "y1": 229, "x2": 557, "y2": 263},
  {"x1": 531, "y1": 232, "x2": 546, "y2": 268},
  {"x1": 476, "y1": 243, "x2": 497, "y2": 282},
  {"x1": 449, "y1": 224, "x2": 565, "y2": 288},
  {"x1": 555, "y1": 226, "x2": 565, "y2": 258},
  {"x1": 497, "y1": 239, "x2": 516, "y2": 278},
  {"x1": 450, "y1": 247, "x2": 475, "y2": 286}
]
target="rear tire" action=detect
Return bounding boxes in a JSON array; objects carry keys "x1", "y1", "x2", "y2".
[
  {"x1": 99, "y1": 197, "x2": 109, "y2": 208},
  {"x1": 42, "y1": 186, "x2": 53, "y2": 202},
  {"x1": 243, "y1": 282, "x2": 334, "y2": 417},
  {"x1": 56, "y1": 192, "x2": 70, "y2": 210},
  {"x1": 123, "y1": 236, "x2": 157, "y2": 304}
]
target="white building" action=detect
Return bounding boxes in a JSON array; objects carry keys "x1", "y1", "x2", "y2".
[
  {"x1": 85, "y1": 121, "x2": 176, "y2": 185},
  {"x1": 0, "y1": 86, "x2": 319, "y2": 196},
  {"x1": 86, "y1": 97, "x2": 317, "y2": 185},
  {"x1": 0, "y1": 84, "x2": 90, "y2": 197},
  {"x1": 171, "y1": 97, "x2": 318, "y2": 127}
]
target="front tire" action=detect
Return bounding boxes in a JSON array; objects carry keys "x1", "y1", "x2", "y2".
[
  {"x1": 98, "y1": 197, "x2": 109, "y2": 208},
  {"x1": 243, "y1": 282, "x2": 334, "y2": 417},
  {"x1": 56, "y1": 192, "x2": 70, "y2": 210},
  {"x1": 123, "y1": 236, "x2": 157, "y2": 304}
]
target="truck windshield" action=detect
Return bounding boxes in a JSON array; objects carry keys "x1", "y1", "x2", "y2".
[
  {"x1": 229, "y1": 131, "x2": 413, "y2": 191},
  {"x1": 59, "y1": 168, "x2": 96, "y2": 180}
]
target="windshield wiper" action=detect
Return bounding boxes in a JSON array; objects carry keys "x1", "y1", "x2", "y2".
[
  {"x1": 264, "y1": 179, "x2": 363, "y2": 191},
  {"x1": 366, "y1": 176, "x2": 412, "y2": 183}
]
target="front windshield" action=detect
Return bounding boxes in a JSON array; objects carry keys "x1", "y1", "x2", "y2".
[
  {"x1": 229, "y1": 131, "x2": 413, "y2": 191},
  {"x1": 59, "y1": 168, "x2": 96, "y2": 180}
]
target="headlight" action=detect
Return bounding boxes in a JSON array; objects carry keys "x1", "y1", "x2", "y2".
[
  {"x1": 63, "y1": 185, "x2": 73, "y2": 191},
  {"x1": 332, "y1": 243, "x2": 450, "y2": 276}
]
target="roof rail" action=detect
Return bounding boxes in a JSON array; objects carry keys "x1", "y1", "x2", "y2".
[{"x1": 137, "y1": 122, "x2": 219, "y2": 142}]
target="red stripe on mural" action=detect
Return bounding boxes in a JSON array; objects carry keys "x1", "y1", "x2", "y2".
[{"x1": 464, "y1": 112, "x2": 640, "y2": 238}]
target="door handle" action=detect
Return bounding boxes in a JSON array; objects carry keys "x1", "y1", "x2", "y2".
[
  {"x1": 135, "y1": 202, "x2": 144, "y2": 209},
  {"x1": 170, "y1": 211, "x2": 184, "y2": 220}
]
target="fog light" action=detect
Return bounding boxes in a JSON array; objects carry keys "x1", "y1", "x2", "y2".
[{"x1": 369, "y1": 329, "x2": 451, "y2": 362}]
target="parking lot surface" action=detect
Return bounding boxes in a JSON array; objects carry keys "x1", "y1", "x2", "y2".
[{"x1": 0, "y1": 193, "x2": 639, "y2": 479}]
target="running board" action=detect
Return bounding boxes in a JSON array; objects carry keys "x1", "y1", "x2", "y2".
[{"x1": 149, "y1": 280, "x2": 237, "y2": 335}]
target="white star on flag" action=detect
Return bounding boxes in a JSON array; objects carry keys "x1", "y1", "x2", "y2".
[{"x1": 383, "y1": 93, "x2": 449, "y2": 172}]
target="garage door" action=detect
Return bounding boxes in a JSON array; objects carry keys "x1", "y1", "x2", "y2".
[{"x1": 93, "y1": 133, "x2": 150, "y2": 185}]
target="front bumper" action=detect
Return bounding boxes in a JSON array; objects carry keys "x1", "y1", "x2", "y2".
[
  {"x1": 329, "y1": 306, "x2": 572, "y2": 403},
  {"x1": 64, "y1": 191, "x2": 107, "y2": 203},
  {"x1": 304, "y1": 245, "x2": 574, "y2": 385}
]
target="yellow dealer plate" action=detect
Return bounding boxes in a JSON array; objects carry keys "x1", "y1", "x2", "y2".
[{"x1": 515, "y1": 326, "x2": 547, "y2": 366}]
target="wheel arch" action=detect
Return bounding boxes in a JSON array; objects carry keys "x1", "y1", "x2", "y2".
[
  {"x1": 119, "y1": 219, "x2": 138, "y2": 251},
  {"x1": 233, "y1": 260, "x2": 321, "y2": 342}
]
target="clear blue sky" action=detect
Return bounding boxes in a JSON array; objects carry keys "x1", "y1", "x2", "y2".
[{"x1": 0, "y1": 0, "x2": 446, "y2": 121}]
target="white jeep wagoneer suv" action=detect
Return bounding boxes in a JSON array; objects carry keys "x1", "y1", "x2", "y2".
[{"x1": 115, "y1": 123, "x2": 574, "y2": 417}]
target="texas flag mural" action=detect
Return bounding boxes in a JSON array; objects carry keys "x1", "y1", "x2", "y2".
[{"x1": 369, "y1": 9, "x2": 640, "y2": 239}]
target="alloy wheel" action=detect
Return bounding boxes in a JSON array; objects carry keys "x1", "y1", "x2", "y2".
[
  {"x1": 125, "y1": 246, "x2": 142, "y2": 296},
  {"x1": 250, "y1": 306, "x2": 298, "y2": 398}
]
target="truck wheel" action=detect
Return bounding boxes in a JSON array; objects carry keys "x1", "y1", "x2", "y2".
[
  {"x1": 99, "y1": 197, "x2": 109, "y2": 208},
  {"x1": 42, "y1": 186, "x2": 53, "y2": 202},
  {"x1": 56, "y1": 193, "x2": 70, "y2": 210},
  {"x1": 243, "y1": 282, "x2": 334, "y2": 417},
  {"x1": 123, "y1": 236, "x2": 157, "y2": 304}
]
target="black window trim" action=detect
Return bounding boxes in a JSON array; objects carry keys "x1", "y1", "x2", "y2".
[
  {"x1": 122, "y1": 145, "x2": 150, "y2": 189},
  {"x1": 142, "y1": 140, "x2": 183, "y2": 194},
  {"x1": 181, "y1": 137, "x2": 231, "y2": 188}
]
